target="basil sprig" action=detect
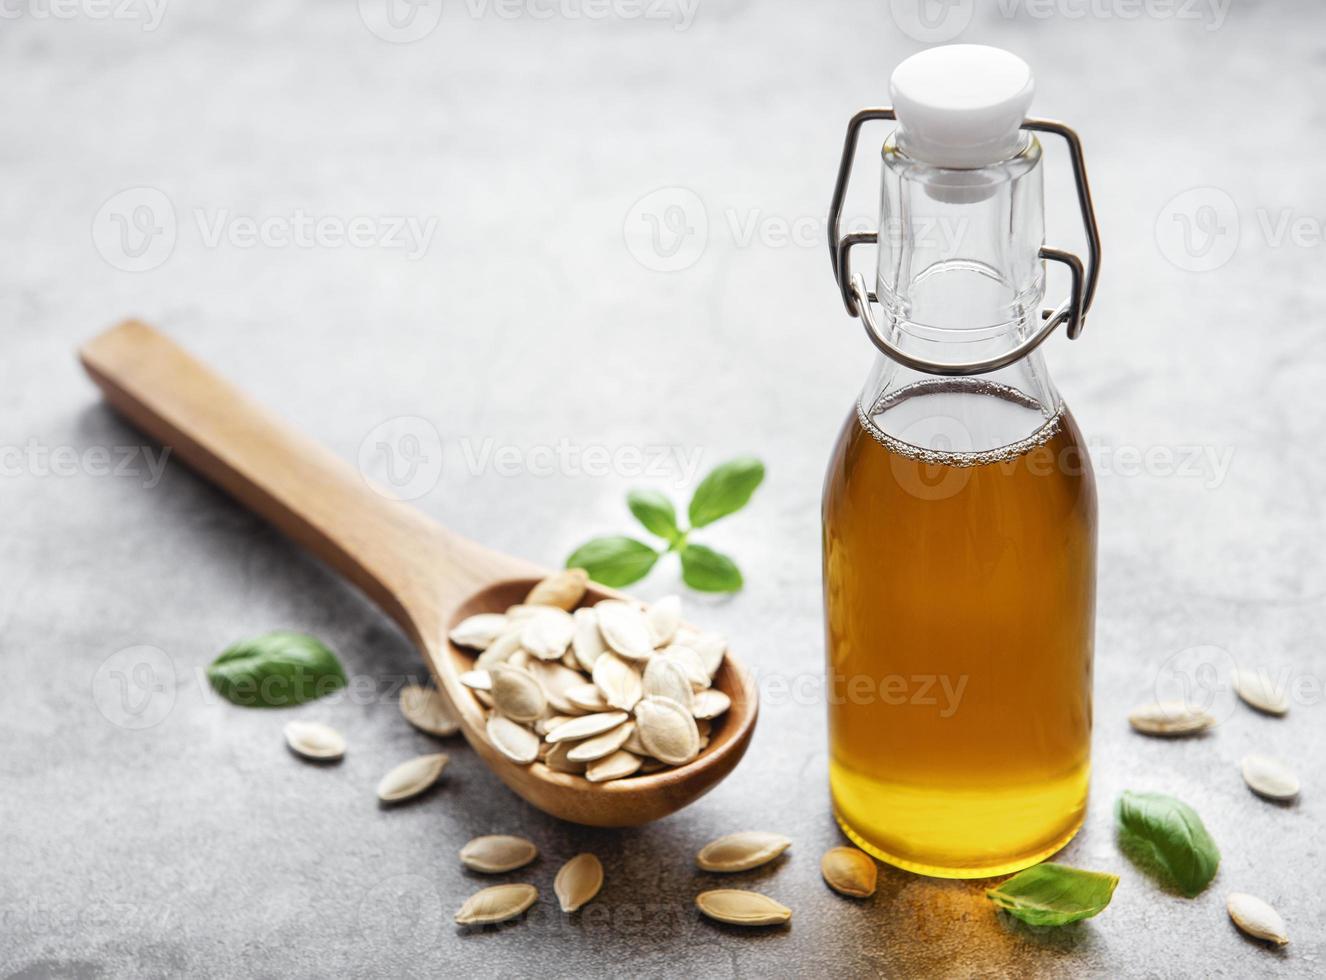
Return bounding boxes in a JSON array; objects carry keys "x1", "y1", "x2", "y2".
[
  {"x1": 1115, "y1": 790, "x2": 1220, "y2": 897},
  {"x1": 207, "y1": 631, "x2": 347, "y2": 707},
  {"x1": 986, "y1": 862, "x2": 1119, "y2": 926},
  {"x1": 566, "y1": 456, "x2": 764, "y2": 593}
]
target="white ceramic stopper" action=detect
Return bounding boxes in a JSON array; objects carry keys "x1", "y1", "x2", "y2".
[{"x1": 889, "y1": 45, "x2": 1035, "y2": 169}]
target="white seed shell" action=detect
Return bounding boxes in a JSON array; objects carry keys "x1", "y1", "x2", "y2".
[
  {"x1": 544, "y1": 711, "x2": 629, "y2": 744},
  {"x1": 474, "y1": 628, "x2": 525, "y2": 670},
  {"x1": 696, "y1": 890, "x2": 791, "y2": 927},
  {"x1": 455, "y1": 883, "x2": 538, "y2": 925},
  {"x1": 554, "y1": 853, "x2": 604, "y2": 912},
  {"x1": 1227, "y1": 892, "x2": 1289, "y2": 945},
  {"x1": 646, "y1": 594, "x2": 682, "y2": 646},
  {"x1": 490, "y1": 665, "x2": 548, "y2": 723},
  {"x1": 486, "y1": 715, "x2": 540, "y2": 764},
  {"x1": 1127, "y1": 700, "x2": 1215, "y2": 736},
  {"x1": 592, "y1": 653, "x2": 643, "y2": 711},
  {"x1": 821, "y1": 846, "x2": 877, "y2": 898},
  {"x1": 521, "y1": 608, "x2": 576, "y2": 661},
  {"x1": 643, "y1": 656, "x2": 694, "y2": 712},
  {"x1": 448, "y1": 613, "x2": 509, "y2": 650},
  {"x1": 283, "y1": 721, "x2": 345, "y2": 761},
  {"x1": 1241, "y1": 754, "x2": 1300, "y2": 801},
  {"x1": 399, "y1": 684, "x2": 460, "y2": 737},
  {"x1": 595, "y1": 600, "x2": 655, "y2": 661},
  {"x1": 1233, "y1": 669, "x2": 1290, "y2": 716},
  {"x1": 459, "y1": 669, "x2": 492, "y2": 691},
  {"x1": 460, "y1": 834, "x2": 539, "y2": 873},
  {"x1": 525, "y1": 568, "x2": 588, "y2": 610},
  {"x1": 566, "y1": 722, "x2": 636, "y2": 763},
  {"x1": 376, "y1": 753, "x2": 448, "y2": 803},
  {"x1": 571, "y1": 607, "x2": 608, "y2": 672},
  {"x1": 691, "y1": 688, "x2": 731, "y2": 720},
  {"x1": 635, "y1": 696, "x2": 701, "y2": 766},
  {"x1": 696, "y1": 832, "x2": 792, "y2": 872},
  {"x1": 661, "y1": 644, "x2": 710, "y2": 689},
  {"x1": 585, "y1": 750, "x2": 642, "y2": 782}
]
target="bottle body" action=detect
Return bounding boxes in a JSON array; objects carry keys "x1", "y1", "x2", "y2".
[{"x1": 822, "y1": 378, "x2": 1096, "y2": 877}]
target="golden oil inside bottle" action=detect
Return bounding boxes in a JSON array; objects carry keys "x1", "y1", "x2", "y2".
[{"x1": 822, "y1": 379, "x2": 1096, "y2": 878}]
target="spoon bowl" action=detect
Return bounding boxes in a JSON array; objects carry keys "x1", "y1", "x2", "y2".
[{"x1": 80, "y1": 321, "x2": 758, "y2": 827}]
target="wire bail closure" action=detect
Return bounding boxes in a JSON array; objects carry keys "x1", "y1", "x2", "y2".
[{"x1": 827, "y1": 108, "x2": 1101, "y2": 377}]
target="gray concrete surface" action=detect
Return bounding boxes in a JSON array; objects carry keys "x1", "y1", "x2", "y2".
[{"x1": 2, "y1": 1, "x2": 1323, "y2": 977}]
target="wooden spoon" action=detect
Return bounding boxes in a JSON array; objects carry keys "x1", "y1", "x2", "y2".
[{"x1": 79, "y1": 320, "x2": 758, "y2": 827}]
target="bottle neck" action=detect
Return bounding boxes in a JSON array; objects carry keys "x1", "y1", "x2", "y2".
[{"x1": 860, "y1": 134, "x2": 1061, "y2": 454}]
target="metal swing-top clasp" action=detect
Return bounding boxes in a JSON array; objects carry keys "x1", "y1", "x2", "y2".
[{"x1": 827, "y1": 108, "x2": 1102, "y2": 378}]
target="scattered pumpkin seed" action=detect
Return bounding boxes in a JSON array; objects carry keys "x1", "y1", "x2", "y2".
[
  {"x1": 696, "y1": 889, "x2": 791, "y2": 927},
  {"x1": 554, "y1": 853, "x2": 604, "y2": 912},
  {"x1": 399, "y1": 684, "x2": 460, "y2": 737},
  {"x1": 283, "y1": 720, "x2": 345, "y2": 761},
  {"x1": 1241, "y1": 754, "x2": 1300, "y2": 801},
  {"x1": 1127, "y1": 700, "x2": 1215, "y2": 736},
  {"x1": 460, "y1": 835, "x2": 539, "y2": 873},
  {"x1": 455, "y1": 883, "x2": 538, "y2": 926},
  {"x1": 1227, "y1": 892, "x2": 1289, "y2": 945},
  {"x1": 377, "y1": 753, "x2": 448, "y2": 803},
  {"x1": 696, "y1": 832, "x2": 792, "y2": 872},
  {"x1": 820, "y1": 847, "x2": 877, "y2": 898},
  {"x1": 1232, "y1": 669, "x2": 1290, "y2": 716}
]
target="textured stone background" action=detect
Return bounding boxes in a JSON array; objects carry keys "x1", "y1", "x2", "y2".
[{"x1": 1, "y1": 1, "x2": 1323, "y2": 977}]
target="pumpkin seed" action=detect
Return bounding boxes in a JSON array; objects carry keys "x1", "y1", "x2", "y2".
[
  {"x1": 504, "y1": 604, "x2": 544, "y2": 621},
  {"x1": 490, "y1": 665, "x2": 548, "y2": 723},
  {"x1": 1241, "y1": 754, "x2": 1300, "y2": 801},
  {"x1": 695, "y1": 889, "x2": 791, "y2": 927},
  {"x1": 399, "y1": 685, "x2": 460, "y2": 737},
  {"x1": 377, "y1": 753, "x2": 448, "y2": 803},
  {"x1": 455, "y1": 883, "x2": 538, "y2": 926},
  {"x1": 283, "y1": 720, "x2": 345, "y2": 761},
  {"x1": 620, "y1": 724, "x2": 649, "y2": 755},
  {"x1": 460, "y1": 834, "x2": 539, "y2": 873},
  {"x1": 554, "y1": 853, "x2": 604, "y2": 912},
  {"x1": 571, "y1": 607, "x2": 607, "y2": 672},
  {"x1": 691, "y1": 632, "x2": 727, "y2": 679},
  {"x1": 691, "y1": 688, "x2": 731, "y2": 720},
  {"x1": 487, "y1": 715, "x2": 540, "y2": 764},
  {"x1": 544, "y1": 740, "x2": 587, "y2": 774},
  {"x1": 448, "y1": 613, "x2": 509, "y2": 650},
  {"x1": 525, "y1": 568, "x2": 588, "y2": 611},
  {"x1": 534, "y1": 714, "x2": 575, "y2": 736},
  {"x1": 1232, "y1": 668, "x2": 1290, "y2": 716},
  {"x1": 635, "y1": 696, "x2": 701, "y2": 765},
  {"x1": 544, "y1": 711, "x2": 629, "y2": 744},
  {"x1": 585, "y1": 750, "x2": 642, "y2": 782},
  {"x1": 595, "y1": 600, "x2": 655, "y2": 661},
  {"x1": 646, "y1": 594, "x2": 682, "y2": 646},
  {"x1": 526, "y1": 660, "x2": 586, "y2": 716},
  {"x1": 475, "y1": 628, "x2": 525, "y2": 670},
  {"x1": 1128, "y1": 700, "x2": 1215, "y2": 736},
  {"x1": 592, "y1": 653, "x2": 643, "y2": 711},
  {"x1": 660, "y1": 644, "x2": 710, "y2": 689},
  {"x1": 696, "y1": 832, "x2": 791, "y2": 872},
  {"x1": 567, "y1": 722, "x2": 636, "y2": 763},
  {"x1": 566, "y1": 683, "x2": 611, "y2": 713},
  {"x1": 643, "y1": 656, "x2": 694, "y2": 711},
  {"x1": 820, "y1": 847, "x2": 876, "y2": 898},
  {"x1": 1227, "y1": 892, "x2": 1289, "y2": 945},
  {"x1": 459, "y1": 669, "x2": 492, "y2": 691},
  {"x1": 521, "y1": 608, "x2": 576, "y2": 661}
]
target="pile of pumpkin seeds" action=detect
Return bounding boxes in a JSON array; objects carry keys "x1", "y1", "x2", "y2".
[
  {"x1": 1128, "y1": 663, "x2": 1299, "y2": 946},
  {"x1": 448, "y1": 569, "x2": 731, "y2": 782}
]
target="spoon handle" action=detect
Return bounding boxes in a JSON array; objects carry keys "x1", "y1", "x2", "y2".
[{"x1": 78, "y1": 320, "x2": 482, "y2": 646}]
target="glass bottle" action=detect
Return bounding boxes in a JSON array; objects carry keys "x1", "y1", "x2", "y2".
[{"x1": 821, "y1": 45, "x2": 1102, "y2": 879}]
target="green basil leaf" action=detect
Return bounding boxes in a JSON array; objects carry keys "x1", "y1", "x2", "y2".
[
  {"x1": 687, "y1": 456, "x2": 765, "y2": 529},
  {"x1": 566, "y1": 536, "x2": 659, "y2": 587},
  {"x1": 986, "y1": 862, "x2": 1119, "y2": 926},
  {"x1": 627, "y1": 489, "x2": 681, "y2": 543},
  {"x1": 679, "y1": 543, "x2": 743, "y2": 592},
  {"x1": 1115, "y1": 790, "x2": 1220, "y2": 897},
  {"x1": 208, "y1": 631, "x2": 347, "y2": 708}
]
